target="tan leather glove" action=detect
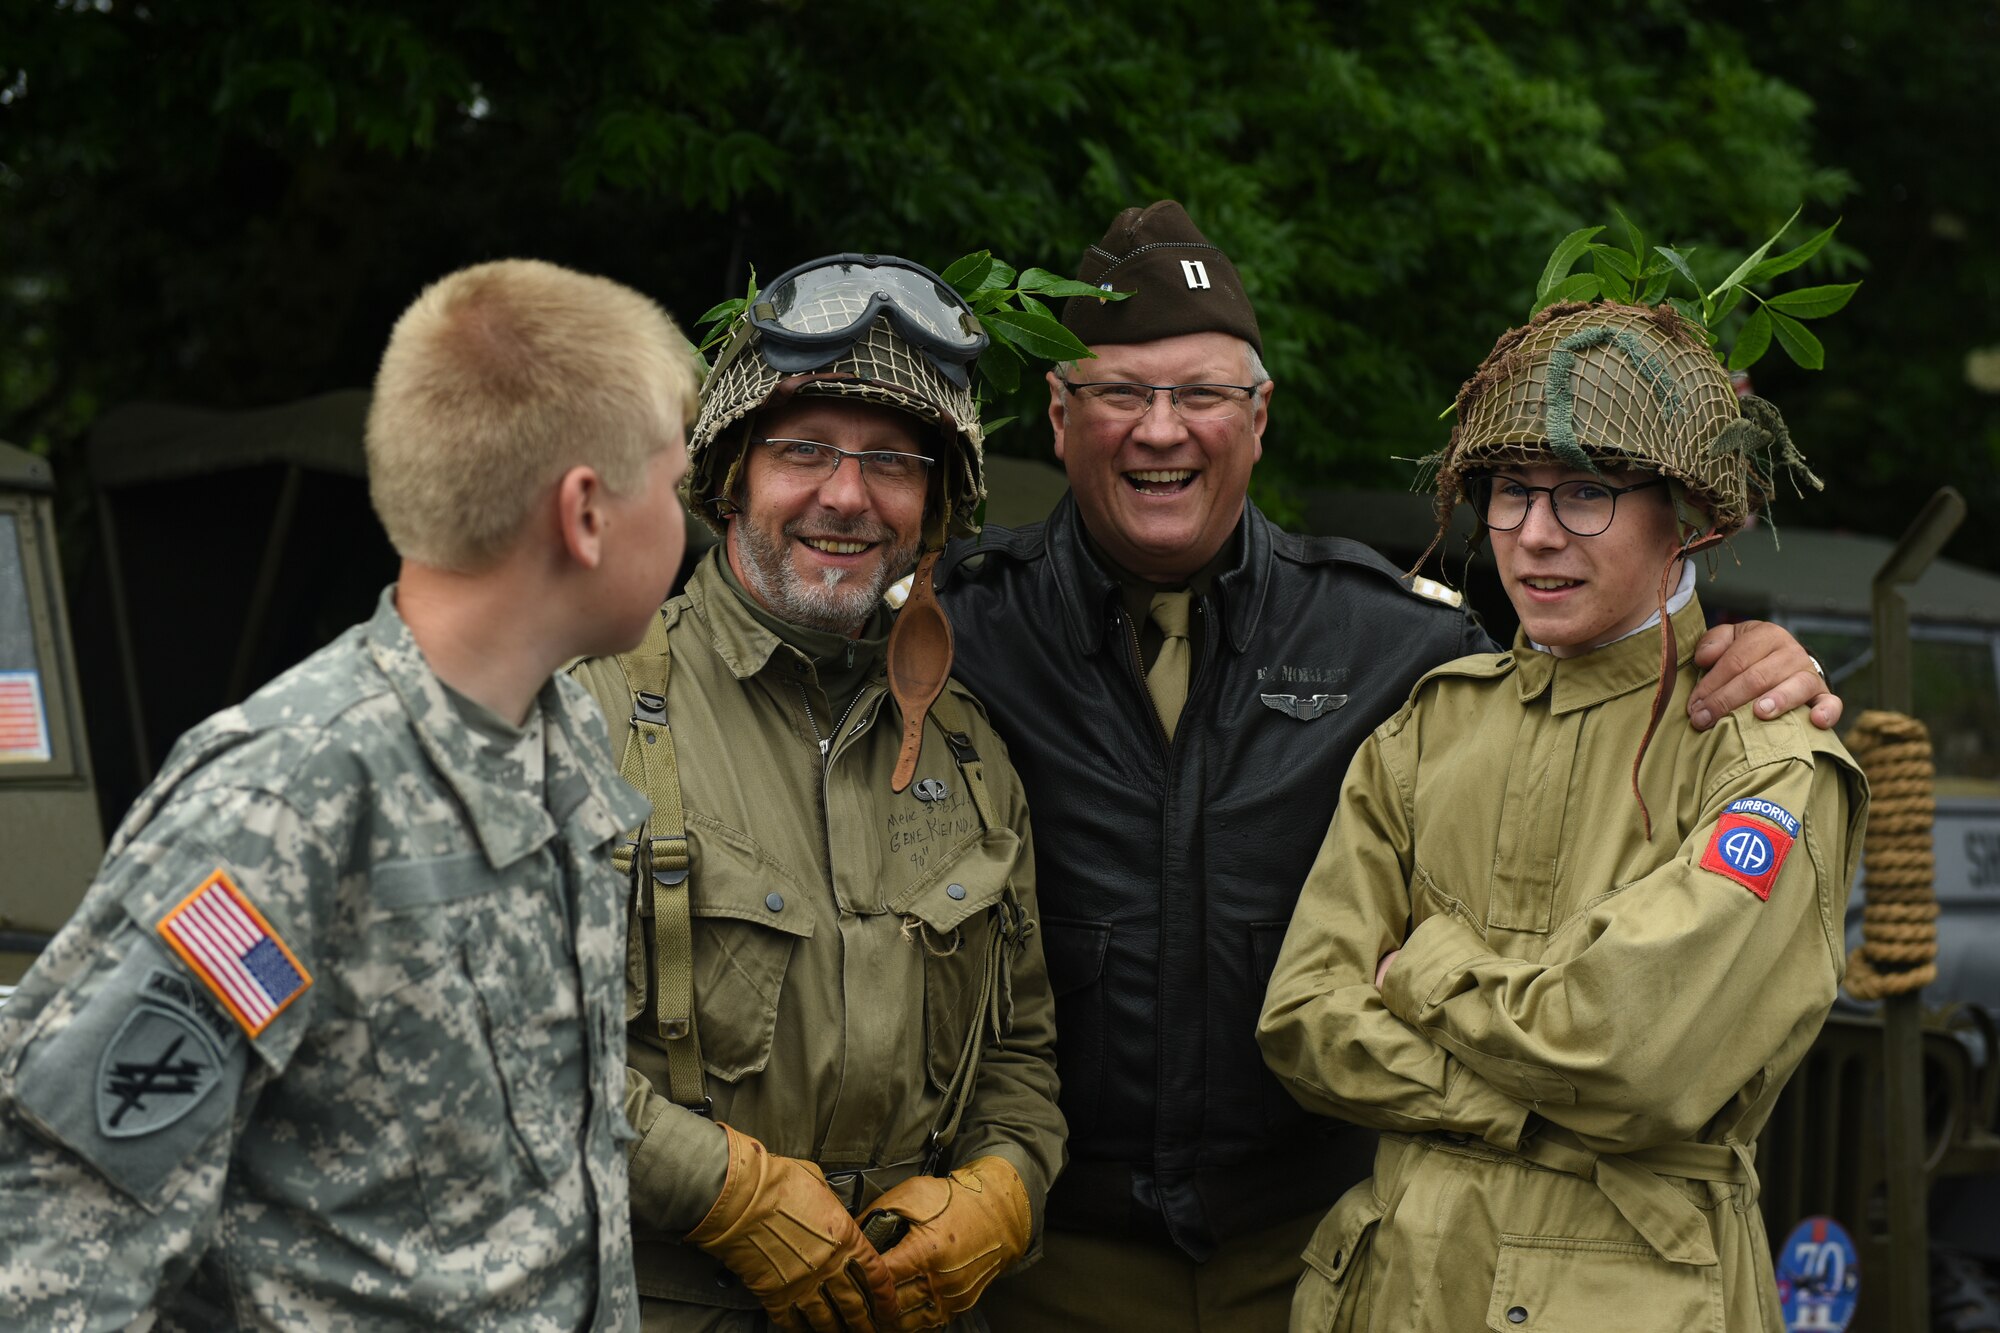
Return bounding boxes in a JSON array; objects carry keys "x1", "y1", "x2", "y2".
[
  {"x1": 685, "y1": 1124, "x2": 897, "y2": 1332},
  {"x1": 866, "y1": 1156, "x2": 1032, "y2": 1331}
]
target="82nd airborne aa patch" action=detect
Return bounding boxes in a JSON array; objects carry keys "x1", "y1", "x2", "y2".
[{"x1": 1701, "y1": 800, "x2": 1799, "y2": 901}]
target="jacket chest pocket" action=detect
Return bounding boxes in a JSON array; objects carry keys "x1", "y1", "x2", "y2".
[
  {"x1": 367, "y1": 853, "x2": 584, "y2": 1248},
  {"x1": 650, "y1": 823, "x2": 816, "y2": 1084},
  {"x1": 892, "y1": 827, "x2": 1023, "y2": 1093}
]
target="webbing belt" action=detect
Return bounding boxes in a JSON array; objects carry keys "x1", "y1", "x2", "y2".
[{"x1": 1501, "y1": 1126, "x2": 1757, "y2": 1267}]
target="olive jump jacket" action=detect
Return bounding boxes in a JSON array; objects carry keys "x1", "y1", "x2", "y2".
[
  {"x1": 1257, "y1": 596, "x2": 1867, "y2": 1333},
  {"x1": 940, "y1": 496, "x2": 1486, "y2": 1258},
  {"x1": 571, "y1": 555, "x2": 1065, "y2": 1318}
]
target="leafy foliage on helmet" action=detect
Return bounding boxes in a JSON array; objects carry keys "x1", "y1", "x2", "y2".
[{"x1": 1427, "y1": 211, "x2": 1853, "y2": 543}]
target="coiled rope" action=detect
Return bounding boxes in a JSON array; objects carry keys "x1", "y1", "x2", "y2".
[{"x1": 1842, "y1": 709, "x2": 1940, "y2": 999}]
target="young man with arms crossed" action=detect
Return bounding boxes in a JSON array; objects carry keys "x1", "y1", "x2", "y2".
[{"x1": 1259, "y1": 298, "x2": 1867, "y2": 1332}]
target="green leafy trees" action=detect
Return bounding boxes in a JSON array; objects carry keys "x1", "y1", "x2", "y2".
[{"x1": 8, "y1": 0, "x2": 1984, "y2": 563}]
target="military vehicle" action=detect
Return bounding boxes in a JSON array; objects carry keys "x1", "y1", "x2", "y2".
[{"x1": 0, "y1": 440, "x2": 103, "y2": 986}]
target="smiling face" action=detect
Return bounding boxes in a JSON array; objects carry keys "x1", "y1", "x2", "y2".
[
  {"x1": 1048, "y1": 331, "x2": 1271, "y2": 583},
  {"x1": 724, "y1": 397, "x2": 929, "y2": 636},
  {"x1": 1487, "y1": 461, "x2": 1686, "y2": 657}
]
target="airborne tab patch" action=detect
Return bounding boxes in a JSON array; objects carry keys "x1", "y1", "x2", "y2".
[
  {"x1": 1724, "y1": 797, "x2": 1800, "y2": 838},
  {"x1": 156, "y1": 868, "x2": 313, "y2": 1038},
  {"x1": 1701, "y1": 809, "x2": 1797, "y2": 901}
]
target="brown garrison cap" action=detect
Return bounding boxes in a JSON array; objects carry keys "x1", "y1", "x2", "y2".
[{"x1": 1060, "y1": 200, "x2": 1261, "y2": 353}]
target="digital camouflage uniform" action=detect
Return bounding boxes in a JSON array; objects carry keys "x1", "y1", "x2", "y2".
[
  {"x1": 570, "y1": 551, "x2": 1065, "y2": 1330},
  {"x1": 0, "y1": 588, "x2": 647, "y2": 1331}
]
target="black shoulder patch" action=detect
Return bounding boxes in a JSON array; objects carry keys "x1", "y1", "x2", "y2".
[
  {"x1": 97, "y1": 1000, "x2": 231, "y2": 1138},
  {"x1": 14, "y1": 944, "x2": 248, "y2": 1208}
]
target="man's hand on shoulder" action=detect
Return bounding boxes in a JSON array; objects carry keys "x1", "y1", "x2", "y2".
[{"x1": 1689, "y1": 620, "x2": 1841, "y2": 732}]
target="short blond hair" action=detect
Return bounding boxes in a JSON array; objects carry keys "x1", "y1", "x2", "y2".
[{"x1": 366, "y1": 259, "x2": 701, "y2": 570}]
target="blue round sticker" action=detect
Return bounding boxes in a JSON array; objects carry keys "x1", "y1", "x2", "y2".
[
  {"x1": 1776, "y1": 1216, "x2": 1860, "y2": 1332},
  {"x1": 1720, "y1": 825, "x2": 1775, "y2": 876}
]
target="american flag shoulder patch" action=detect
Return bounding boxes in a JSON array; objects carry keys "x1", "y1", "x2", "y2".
[{"x1": 156, "y1": 868, "x2": 313, "y2": 1038}]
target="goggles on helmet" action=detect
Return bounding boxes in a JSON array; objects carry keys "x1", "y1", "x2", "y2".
[{"x1": 748, "y1": 253, "x2": 988, "y2": 388}]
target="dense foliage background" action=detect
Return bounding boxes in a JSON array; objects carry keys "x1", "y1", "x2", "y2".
[{"x1": 3, "y1": 0, "x2": 1996, "y2": 564}]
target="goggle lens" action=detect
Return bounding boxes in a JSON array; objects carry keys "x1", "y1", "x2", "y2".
[{"x1": 765, "y1": 261, "x2": 978, "y2": 353}]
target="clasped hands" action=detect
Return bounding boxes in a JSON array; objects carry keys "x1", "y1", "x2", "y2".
[{"x1": 687, "y1": 1124, "x2": 1030, "y2": 1332}]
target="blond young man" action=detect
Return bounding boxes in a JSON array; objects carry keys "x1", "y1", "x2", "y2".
[{"x1": 0, "y1": 259, "x2": 698, "y2": 1330}]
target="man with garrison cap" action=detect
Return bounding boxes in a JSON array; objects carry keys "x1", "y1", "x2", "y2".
[{"x1": 939, "y1": 201, "x2": 1842, "y2": 1331}]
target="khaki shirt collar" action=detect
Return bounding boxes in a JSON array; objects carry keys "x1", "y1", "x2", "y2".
[
  {"x1": 684, "y1": 549, "x2": 791, "y2": 681},
  {"x1": 1512, "y1": 594, "x2": 1708, "y2": 715}
]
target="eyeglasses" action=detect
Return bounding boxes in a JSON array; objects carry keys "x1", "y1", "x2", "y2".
[
  {"x1": 752, "y1": 437, "x2": 935, "y2": 491},
  {"x1": 1060, "y1": 379, "x2": 1258, "y2": 421},
  {"x1": 1467, "y1": 474, "x2": 1670, "y2": 537}
]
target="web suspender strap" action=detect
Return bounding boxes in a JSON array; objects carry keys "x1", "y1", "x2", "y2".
[
  {"x1": 910, "y1": 690, "x2": 1019, "y2": 1174},
  {"x1": 611, "y1": 612, "x2": 708, "y2": 1112}
]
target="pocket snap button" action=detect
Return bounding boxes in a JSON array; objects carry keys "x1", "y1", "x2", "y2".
[
  {"x1": 947, "y1": 883, "x2": 967, "y2": 900},
  {"x1": 765, "y1": 892, "x2": 784, "y2": 912},
  {"x1": 1507, "y1": 1307, "x2": 1528, "y2": 1324}
]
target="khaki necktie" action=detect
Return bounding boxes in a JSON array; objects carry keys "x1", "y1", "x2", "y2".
[{"x1": 1144, "y1": 590, "x2": 1192, "y2": 742}]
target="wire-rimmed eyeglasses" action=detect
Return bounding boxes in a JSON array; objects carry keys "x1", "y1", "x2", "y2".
[
  {"x1": 751, "y1": 437, "x2": 935, "y2": 491},
  {"x1": 1059, "y1": 379, "x2": 1258, "y2": 421},
  {"x1": 1466, "y1": 474, "x2": 1669, "y2": 537}
]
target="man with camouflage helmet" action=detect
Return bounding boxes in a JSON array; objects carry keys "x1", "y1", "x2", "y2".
[
  {"x1": 0, "y1": 259, "x2": 701, "y2": 1328},
  {"x1": 941, "y1": 203, "x2": 1843, "y2": 1331},
  {"x1": 1258, "y1": 296, "x2": 1867, "y2": 1331},
  {"x1": 568, "y1": 253, "x2": 1063, "y2": 1332}
]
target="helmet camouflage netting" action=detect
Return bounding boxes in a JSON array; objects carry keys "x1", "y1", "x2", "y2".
[
  {"x1": 686, "y1": 314, "x2": 986, "y2": 548},
  {"x1": 1433, "y1": 301, "x2": 1819, "y2": 540}
]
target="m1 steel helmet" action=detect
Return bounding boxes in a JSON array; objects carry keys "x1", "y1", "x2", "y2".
[
  {"x1": 1435, "y1": 300, "x2": 1816, "y2": 540},
  {"x1": 686, "y1": 253, "x2": 988, "y2": 549}
]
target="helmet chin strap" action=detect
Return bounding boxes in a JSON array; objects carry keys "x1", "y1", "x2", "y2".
[
  {"x1": 1631, "y1": 528, "x2": 1726, "y2": 839},
  {"x1": 887, "y1": 549, "x2": 952, "y2": 793}
]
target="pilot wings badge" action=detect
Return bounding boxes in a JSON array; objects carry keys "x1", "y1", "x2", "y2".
[{"x1": 1260, "y1": 692, "x2": 1347, "y2": 721}]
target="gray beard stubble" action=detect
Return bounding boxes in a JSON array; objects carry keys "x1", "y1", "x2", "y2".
[{"x1": 736, "y1": 512, "x2": 919, "y2": 635}]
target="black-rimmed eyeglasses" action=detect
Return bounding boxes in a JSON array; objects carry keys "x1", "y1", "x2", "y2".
[{"x1": 1466, "y1": 474, "x2": 1669, "y2": 537}]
